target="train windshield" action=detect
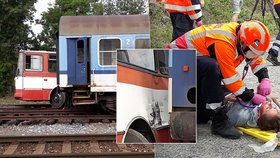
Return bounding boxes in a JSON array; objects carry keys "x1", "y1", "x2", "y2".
[
  {"x1": 117, "y1": 49, "x2": 156, "y2": 71},
  {"x1": 16, "y1": 53, "x2": 23, "y2": 76}
]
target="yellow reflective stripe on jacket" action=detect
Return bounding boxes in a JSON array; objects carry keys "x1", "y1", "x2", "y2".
[
  {"x1": 164, "y1": 4, "x2": 201, "y2": 11},
  {"x1": 207, "y1": 30, "x2": 236, "y2": 42}
]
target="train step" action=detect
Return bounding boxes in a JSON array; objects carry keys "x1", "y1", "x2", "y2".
[
  {"x1": 73, "y1": 95, "x2": 91, "y2": 99},
  {"x1": 73, "y1": 101, "x2": 96, "y2": 106},
  {"x1": 73, "y1": 89, "x2": 89, "y2": 93}
]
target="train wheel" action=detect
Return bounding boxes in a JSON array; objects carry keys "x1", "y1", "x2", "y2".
[
  {"x1": 50, "y1": 91, "x2": 66, "y2": 109},
  {"x1": 124, "y1": 129, "x2": 149, "y2": 143}
]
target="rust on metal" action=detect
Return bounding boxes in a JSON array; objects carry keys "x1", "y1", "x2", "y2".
[{"x1": 59, "y1": 15, "x2": 150, "y2": 36}]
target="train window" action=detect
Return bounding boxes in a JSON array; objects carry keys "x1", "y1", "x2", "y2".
[
  {"x1": 25, "y1": 55, "x2": 42, "y2": 71},
  {"x1": 99, "y1": 39, "x2": 120, "y2": 66},
  {"x1": 77, "y1": 40, "x2": 84, "y2": 64},
  {"x1": 118, "y1": 49, "x2": 155, "y2": 71},
  {"x1": 157, "y1": 50, "x2": 169, "y2": 75},
  {"x1": 48, "y1": 54, "x2": 56, "y2": 72},
  {"x1": 135, "y1": 39, "x2": 150, "y2": 48}
]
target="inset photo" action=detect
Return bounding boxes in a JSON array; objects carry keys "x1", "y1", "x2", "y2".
[{"x1": 116, "y1": 49, "x2": 196, "y2": 144}]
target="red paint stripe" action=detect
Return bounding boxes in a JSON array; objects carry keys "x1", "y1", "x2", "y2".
[
  {"x1": 14, "y1": 89, "x2": 23, "y2": 100},
  {"x1": 117, "y1": 65, "x2": 168, "y2": 90},
  {"x1": 23, "y1": 72, "x2": 56, "y2": 77},
  {"x1": 15, "y1": 89, "x2": 51, "y2": 101},
  {"x1": 116, "y1": 133, "x2": 124, "y2": 143},
  {"x1": 153, "y1": 127, "x2": 195, "y2": 143},
  {"x1": 153, "y1": 128, "x2": 173, "y2": 142}
]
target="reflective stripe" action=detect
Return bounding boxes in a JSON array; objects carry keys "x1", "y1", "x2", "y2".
[
  {"x1": 233, "y1": 85, "x2": 246, "y2": 96},
  {"x1": 252, "y1": 63, "x2": 267, "y2": 74},
  {"x1": 206, "y1": 102, "x2": 222, "y2": 110},
  {"x1": 249, "y1": 56, "x2": 261, "y2": 66},
  {"x1": 190, "y1": 31, "x2": 206, "y2": 40},
  {"x1": 249, "y1": 45, "x2": 265, "y2": 56},
  {"x1": 187, "y1": 4, "x2": 201, "y2": 10},
  {"x1": 189, "y1": 11, "x2": 202, "y2": 20},
  {"x1": 207, "y1": 30, "x2": 236, "y2": 41},
  {"x1": 170, "y1": 40, "x2": 179, "y2": 49},
  {"x1": 252, "y1": 22, "x2": 265, "y2": 43},
  {"x1": 165, "y1": 4, "x2": 201, "y2": 12},
  {"x1": 222, "y1": 73, "x2": 241, "y2": 85},
  {"x1": 197, "y1": 51, "x2": 203, "y2": 56},
  {"x1": 273, "y1": 40, "x2": 280, "y2": 45},
  {"x1": 234, "y1": 50, "x2": 239, "y2": 59},
  {"x1": 184, "y1": 32, "x2": 194, "y2": 48},
  {"x1": 271, "y1": 45, "x2": 280, "y2": 52}
]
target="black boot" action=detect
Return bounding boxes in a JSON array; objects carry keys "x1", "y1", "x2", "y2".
[
  {"x1": 211, "y1": 106, "x2": 242, "y2": 139},
  {"x1": 267, "y1": 54, "x2": 280, "y2": 66}
]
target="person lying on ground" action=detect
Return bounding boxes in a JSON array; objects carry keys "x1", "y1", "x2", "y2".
[{"x1": 213, "y1": 94, "x2": 280, "y2": 139}]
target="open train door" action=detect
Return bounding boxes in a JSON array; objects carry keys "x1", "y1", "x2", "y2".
[{"x1": 67, "y1": 38, "x2": 88, "y2": 85}]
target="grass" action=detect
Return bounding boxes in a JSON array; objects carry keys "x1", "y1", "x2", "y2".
[
  {"x1": 0, "y1": 96, "x2": 49, "y2": 106},
  {"x1": 150, "y1": 0, "x2": 279, "y2": 48}
]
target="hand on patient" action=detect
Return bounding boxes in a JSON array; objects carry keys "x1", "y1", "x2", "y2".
[
  {"x1": 257, "y1": 78, "x2": 271, "y2": 96},
  {"x1": 224, "y1": 94, "x2": 237, "y2": 104},
  {"x1": 252, "y1": 93, "x2": 267, "y2": 105}
]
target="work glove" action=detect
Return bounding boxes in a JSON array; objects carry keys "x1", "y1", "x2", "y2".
[
  {"x1": 257, "y1": 78, "x2": 271, "y2": 96},
  {"x1": 195, "y1": 20, "x2": 203, "y2": 27},
  {"x1": 252, "y1": 93, "x2": 266, "y2": 105}
]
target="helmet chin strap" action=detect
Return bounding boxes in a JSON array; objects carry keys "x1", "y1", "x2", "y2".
[{"x1": 238, "y1": 40, "x2": 253, "y2": 80}]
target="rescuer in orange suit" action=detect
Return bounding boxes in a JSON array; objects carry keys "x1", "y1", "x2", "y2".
[
  {"x1": 165, "y1": 0, "x2": 203, "y2": 41},
  {"x1": 166, "y1": 20, "x2": 271, "y2": 139}
]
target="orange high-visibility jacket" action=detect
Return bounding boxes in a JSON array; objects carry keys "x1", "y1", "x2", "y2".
[
  {"x1": 166, "y1": 22, "x2": 267, "y2": 96},
  {"x1": 274, "y1": 0, "x2": 280, "y2": 5},
  {"x1": 165, "y1": 0, "x2": 202, "y2": 21}
]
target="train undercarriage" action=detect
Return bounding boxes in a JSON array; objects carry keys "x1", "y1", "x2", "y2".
[{"x1": 50, "y1": 86, "x2": 116, "y2": 114}]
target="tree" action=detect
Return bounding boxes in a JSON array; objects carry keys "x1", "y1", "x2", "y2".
[
  {"x1": 0, "y1": 0, "x2": 37, "y2": 96},
  {"x1": 103, "y1": 0, "x2": 147, "y2": 15},
  {"x1": 38, "y1": 0, "x2": 148, "y2": 50},
  {"x1": 38, "y1": 0, "x2": 103, "y2": 50}
]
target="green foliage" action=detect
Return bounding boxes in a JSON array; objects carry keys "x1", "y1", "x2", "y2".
[
  {"x1": 0, "y1": 0, "x2": 36, "y2": 96},
  {"x1": 38, "y1": 0, "x2": 103, "y2": 50},
  {"x1": 103, "y1": 0, "x2": 147, "y2": 15},
  {"x1": 38, "y1": 0, "x2": 147, "y2": 51},
  {"x1": 151, "y1": 0, "x2": 278, "y2": 48},
  {"x1": 150, "y1": 3, "x2": 172, "y2": 48}
]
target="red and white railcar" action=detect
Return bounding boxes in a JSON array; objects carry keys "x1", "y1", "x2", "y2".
[{"x1": 14, "y1": 51, "x2": 57, "y2": 101}]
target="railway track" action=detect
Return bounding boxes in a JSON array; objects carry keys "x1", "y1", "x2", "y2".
[
  {"x1": 0, "y1": 134, "x2": 154, "y2": 157},
  {"x1": 0, "y1": 106, "x2": 115, "y2": 123}
]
